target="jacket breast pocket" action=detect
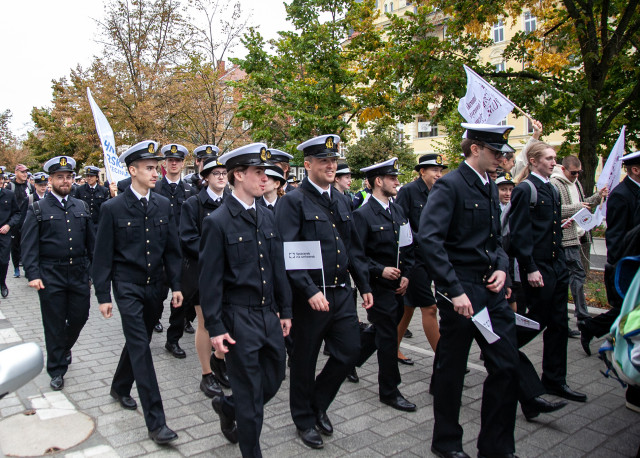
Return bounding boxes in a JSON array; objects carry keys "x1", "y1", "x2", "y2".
[
  {"x1": 226, "y1": 232, "x2": 254, "y2": 265},
  {"x1": 303, "y1": 210, "x2": 329, "y2": 241},
  {"x1": 464, "y1": 199, "x2": 489, "y2": 227},
  {"x1": 262, "y1": 228, "x2": 277, "y2": 255},
  {"x1": 532, "y1": 201, "x2": 553, "y2": 221},
  {"x1": 370, "y1": 223, "x2": 392, "y2": 243},
  {"x1": 73, "y1": 210, "x2": 90, "y2": 233},
  {"x1": 154, "y1": 216, "x2": 169, "y2": 244},
  {"x1": 118, "y1": 218, "x2": 141, "y2": 243}
]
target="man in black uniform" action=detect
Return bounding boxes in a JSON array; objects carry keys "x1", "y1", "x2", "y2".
[
  {"x1": 353, "y1": 158, "x2": 416, "y2": 411},
  {"x1": 395, "y1": 154, "x2": 446, "y2": 364},
  {"x1": 180, "y1": 157, "x2": 228, "y2": 396},
  {"x1": 154, "y1": 143, "x2": 194, "y2": 358},
  {"x1": 73, "y1": 166, "x2": 110, "y2": 232},
  {"x1": 276, "y1": 134, "x2": 373, "y2": 449},
  {"x1": 0, "y1": 171, "x2": 21, "y2": 298},
  {"x1": 579, "y1": 151, "x2": 640, "y2": 353},
  {"x1": 421, "y1": 124, "x2": 520, "y2": 458},
  {"x1": 200, "y1": 143, "x2": 292, "y2": 457},
  {"x1": 21, "y1": 156, "x2": 95, "y2": 390},
  {"x1": 92, "y1": 141, "x2": 182, "y2": 445},
  {"x1": 9, "y1": 164, "x2": 32, "y2": 278},
  {"x1": 509, "y1": 140, "x2": 587, "y2": 405}
]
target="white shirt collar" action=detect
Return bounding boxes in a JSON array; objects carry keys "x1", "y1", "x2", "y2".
[
  {"x1": 89, "y1": 183, "x2": 97, "y2": 189},
  {"x1": 464, "y1": 160, "x2": 489, "y2": 185},
  {"x1": 129, "y1": 185, "x2": 151, "y2": 201},
  {"x1": 165, "y1": 176, "x2": 180, "y2": 185},
  {"x1": 530, "y1": 171, "x2": 550, "y2": 184},
  {"x1": 263, "y1": 196, "x2": 277, "y2": 206},
  {"x1": 629, "y1": 176, "x2": 640, "y2": 188},
  {"x1": 308, "y1": 178, "x2": 331, "y2": 196},
  {"x1": 231, "y1": 191, "x2": 255, "y2": 210},
  {"x1": 372, "y1": 195, "x2": 389, "y2": 211},
  {"x1": 50, "y1": 190, "x2": 67, "y2": 205},
  {"x1": 206, "y1": 187, "x2": 224, "y2": 201}
]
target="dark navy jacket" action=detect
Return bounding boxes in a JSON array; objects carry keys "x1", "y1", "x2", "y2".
[
  {"x1": 91, "y1": 186, "x2": 182, "y2": 303},
  {"x1": 199, "y1": 195, "x2": 292, "y2": 337},
  {"x1": 73, "y1": 183, "x2": 110, "y2": 225},
  {"x1": 179, "y1": 188, "x2": 225, "y2": 260},
  {"x1": 605, "y1": 176, "x2": 640, "y2": 265},
  {"x1": 21, "y1": 193, "x2": 95, "y2": 281},
  {"x1": 152, "y1": 177, "x2": 194, "y2": 230},
  {"x1": 0, "y1": 188, "x2": 21, "y2": 229},
  {"x1": 419, "y1": 162, "x2": 508, "y2": 298},
  {"x1": 395, "y1": 177, "x2": 429, "y2": 234},
  {"x1": 275, "y1": 178, "x2": 371, "y2": 300},
  {"x1": 509, "y1": 174, "x2": 564, "y2": 274}
]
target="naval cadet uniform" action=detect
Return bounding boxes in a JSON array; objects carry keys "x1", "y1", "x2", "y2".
[
  {"x1": 352, "y1": 158, "x2": 416, "y2": 408},
  {"x1": 258, "y1": 165, "x2": 286, "y2": 212},
  {"x1": 21, "y1": 156, "x2": 95, "y2": 389},
  {"x1": 72, "y1": 166, "x2": 110, "y2": 231},
  {"x1": 275, "y1": 135, "x2": 371, "y2": 437},
  {"x1": 153, "y1": 143, "x2": 195, "y2": 356},
  {"x1": 199, "y1": 144, "x2": 292, "y2": 457},
  {"x1": 420, "y1": 124, "x2": 519, "y2": 457},
  {"x1": 92, "y1": 141, "x2": 182, "y2": 436},
  {"x1": 0, "y1": 174, "x2": 21, "y2": 295}
]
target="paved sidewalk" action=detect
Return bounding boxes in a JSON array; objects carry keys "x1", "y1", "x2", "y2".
[{"x1": 1, "y1": 272, "x2": 638, "y2": 457}]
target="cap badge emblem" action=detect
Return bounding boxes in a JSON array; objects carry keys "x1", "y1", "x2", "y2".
[
  {"x1": 325, "y1": 137, "x2": 334, "y2": 149},
  {"x1": 59, "y1": 157, "x2": 67, "y2": 166}
]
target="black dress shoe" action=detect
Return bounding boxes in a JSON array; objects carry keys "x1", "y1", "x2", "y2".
[
  {"x1": 380, "y1": 394, "x2": 417, "y2": 412},
  {"x1": 148, "y1": 424, "x2": 178, "y2": 445},
  {"x1": 430, "y1": 445, "x2": 470, "y2": 458},
  {"x1": 212, "y1": 396, "x2": 238, "y2": 444},
  {"x1": 154, "y1": 322, "x2": 163, "y2": 333},
  {"x1": 165, "y1": 342, "x2": 186, "y2": 359},
  {"x1": 346, "y1": 367, "x2": 359, "y2": 383},
  {"x1": 200, "y1": 373, "x2": 223, "y2": 398},
  {"x1": 110, "y1": 388, "x2": 138, "y2": 410},
  {"x1": 184, "y1": 321, "x2": 195, "y2": 334},
  {"x1": 568, "y1": 329, "x2": 581, "y2": 338},
  {"x1": 315, "y1": 410, "x2": 333, "y2": 436},
  {"x1": 50, "y1": 375, "x2": 64, "y2": 391},
  {"x1": 577, "y1": 321, "x2": 593, "y2": 356},
  {"x1": 398, "y1": 357, "x2": 414, "y2": 365},
  {"x1": 1, "y1": 284, "x2": 8, "y2": 298},
  {"x1": 210, "y1": 353, "x2": 231, "y2": 388},
  {"x1": 521, "y1": 396, "x2": 568, "y2": 420},
  {"x1": 544, "y1": 383, "x2": 587, "y2": 402},
  {"x1": 297, "y1": 428, "x2": 323, "y2": 449},
  {"x1": 404, "y1": 329, "x2": 413, "y2": 338}
]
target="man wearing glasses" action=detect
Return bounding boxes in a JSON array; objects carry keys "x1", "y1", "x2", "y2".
[{"x1": 550, "y1": 156, "x2": 607, "y2": 329}]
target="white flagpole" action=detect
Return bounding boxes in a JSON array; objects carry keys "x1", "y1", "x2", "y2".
[{"x1": 321, "y1": 266, "x2": 326, "y2": 298}]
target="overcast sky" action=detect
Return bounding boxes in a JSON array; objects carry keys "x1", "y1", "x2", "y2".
[{"x1": 0, "y1": 0, "x2": 292, "y2": 137}]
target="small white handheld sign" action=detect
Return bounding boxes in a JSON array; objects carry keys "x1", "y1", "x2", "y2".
[
  {"x1": 472, "y1": 307, "x2": 501, "y2": 344},
  {"x1": 283, "y1": 241, "x2": 326, "y2": 296}
]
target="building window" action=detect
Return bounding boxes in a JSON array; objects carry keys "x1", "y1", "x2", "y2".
[
  {"x1": 417, "y1": 118, "x2": 438, "y2": 138},
  {"x1": 390, "y1": 2, "x2": 394, "y2": 12},
  {"x1": 524, "y1": 11, "x2": 536, "y2": 34},
  {"x1": 527, "y1": 118, "x2": 534, "y2": 134},
  {"x1": 493, "y1": 20, "x2": 504, "y2": 43},
  {"x1": 414, "y1": 6, "x2": 418, "y2": 14},
  {"x1": 375, "y1": 0, "x2": 379, "y2": 8},
  {"x1": 495, "y1": 61, "x2": 505, "y2": 72},
  {"x1": 384, "y1": 4, "x2": 388, "y2": 12}
]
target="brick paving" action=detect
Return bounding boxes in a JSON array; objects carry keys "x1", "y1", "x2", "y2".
[{"x1": 1, "y1": 271, "x2": 638, "y2": 457}]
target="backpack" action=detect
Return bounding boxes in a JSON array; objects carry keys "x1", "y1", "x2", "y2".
[
  {"x1": 599, "y1": 256, "x2": 640, "y2": 388},
  {"x1": 500, "y1": 178, "x2": 537, "y2": 254}
]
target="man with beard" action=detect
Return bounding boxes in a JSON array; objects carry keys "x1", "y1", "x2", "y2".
[
  {"x1": 21, "y1": 156, "x2": 95, "y2": 391},
  {"x1": 92, "y1": 141, "x2": 182, "y2": 445},
  {"x1": 276, "y1": 134, "x2": 373, "y2": 449}
]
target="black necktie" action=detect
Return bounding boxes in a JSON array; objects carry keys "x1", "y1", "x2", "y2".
[
  {"x1": 140, "y1": 197, "x2": 148, "y2": 213},
  {"x1": 169, "y1": 183, "x2": 178, "y2": 194},
  {"x1": 61, "y1": 198, "x2": 67, "y2": 209},
  {"x1": 321, "y1": 191, "x2": 331, "y2": 205},
  {"x1": 267, "y1": 204, "x2": 274, "y2": 211},
  {"x1": 247, "y1": 207, "x2": 257, "y2": 223}
]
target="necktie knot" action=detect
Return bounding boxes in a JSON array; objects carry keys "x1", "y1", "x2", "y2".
[
  {"x1": 140, "y1": 197, "x2": 148, "y2": 212},
  {"x1": 169, "y1": 183, "x2": 178, "y2": 193},
  {"x1": 61, "y1": 198, "x2": 67, "y2": 209},
  {"x1": 321, "y1": 191, "x2": 331, "y2": 204},
  {"x1": 247, "y1": 207, "x2": 257, "y2": 223}
]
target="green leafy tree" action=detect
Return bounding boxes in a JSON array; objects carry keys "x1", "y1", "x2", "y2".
[
  {"x1": 232, "y1": 0, "x2": 386, "y2": 162},
  {"x1": 375, "y1": 0, "x2": 640, "y2": 191}
]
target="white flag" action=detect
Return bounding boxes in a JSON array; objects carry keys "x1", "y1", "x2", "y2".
[
  {"x1": 87, "y1": 88, "x2": 129, "y2": 185},
  {"x1": 596, "y1": 125, "x2": 625, "y2": 195},
  {"x1": 283, "y1": 241, "x2": 323, "y2": 270},
  {"x1": 458, "y1": 65, "x2": 515, "y2": 125},
  {"x1": 563, "y1": 207, "x2": 600, "y2": 232},
  {"x1": 472, "y1": 307, "x2": 501, "y2": 344},
  {"x1": 398, "y1": 224, "x2": 413, "y2": 248}
]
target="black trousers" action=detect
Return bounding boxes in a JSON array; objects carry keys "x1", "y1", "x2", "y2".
[
  {"x1": 517, "y1": 260, "x2": 569, "y2": 389},
  {"x1": 356, "y1": 286, "x2": 402, "y2": 398},
  {"x1": 10, "y1": 228, "x2": 21, "y2": 269},
  {"x1": 582, "y1": 263, "x2": 623, "y2": 338},
  {"x1": 220, "y1": 306, "x2": 285, "y2": 458},
  {"x1": 37, "y1": 262, "x2": 90, "y2": 378},
  {"x1": 111, "y1": 281, "x2": 166, "y2": 431},
  {"x1": 432, "y1": 281, "x2": 518, "y2": 456},
  {"x1": 289, "y1": 286, "x2": 360, "y2": 430},
  {"x1": 0, "y1": 233, "x2": 11, "y2": 286}
]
